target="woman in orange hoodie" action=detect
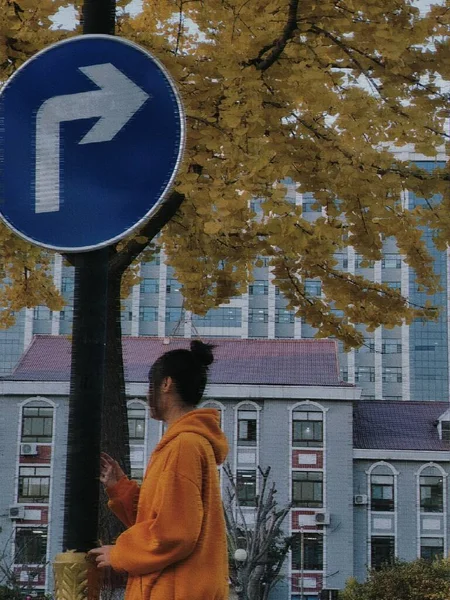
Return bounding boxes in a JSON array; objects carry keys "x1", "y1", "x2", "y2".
[{"x1": 89, "y1": 341, "x2": 230, "y2": 600}]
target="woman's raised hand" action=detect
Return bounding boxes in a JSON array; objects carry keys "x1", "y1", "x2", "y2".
[{"x1": 100, "y1": 452, "x2": 126, "y2": 489}]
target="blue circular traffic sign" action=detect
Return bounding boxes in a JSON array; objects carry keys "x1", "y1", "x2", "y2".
[{"x1": 0, "y1": 35, "x2": 185, "y2": 252}]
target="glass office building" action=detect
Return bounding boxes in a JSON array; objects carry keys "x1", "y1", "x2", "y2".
[{"x1": 0, "y1": 150, "x2": 448, "y2": 401}]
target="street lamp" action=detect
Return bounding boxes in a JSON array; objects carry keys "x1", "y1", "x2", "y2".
[
  {"x1": 235, "y1": 549, "x2": 248, "y2": 562},
  {"x1": 234, "y1": 548, "x2": 248, "y2": 600}
]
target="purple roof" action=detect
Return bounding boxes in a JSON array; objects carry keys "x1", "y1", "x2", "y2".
[
  {"x1": 354, "y1": 400, "x2": 450, "y2": 451},
  {"x1": 6, "y1": 335, "x2": 347, "y2": 387}
]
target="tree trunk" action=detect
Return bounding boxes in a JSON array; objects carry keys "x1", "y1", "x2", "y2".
[{"x1": 247, "y1": 565, "x2": 264, "y2": 600}]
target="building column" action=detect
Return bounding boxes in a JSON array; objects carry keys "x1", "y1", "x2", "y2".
[
  {"x1": 158, "y1": 248, "x2": 168, "y2": 337},
  {"x1": 374, "y1": 260, "x2": 383, "y2": 398},
  {"x1": 401, "y1": 250, "x2": 411, "y2": 401},
  {"x1": 51, "y1": 254, "x2": 63, "y2": 335},
  {"x1": 241, "y1": 293, "x2": 249, "y2": 339},
  {"x1": 23, "y1": 308, "x2": 34, "y2": 349},
  {"x1": 347, "y1": 349, "x2": 356, "y2": 385},
  {"x1": 268, "y1": 270, "x2": 276, "y2": 339},
  {"x1": 347, "y1": 248, "x2": 356, "y2": 383},
  {"x1": 184, "y1": 310, "x2": 192, "y2": 338},
  {"x1": 130, "y1": 264, "x2": 141, "y2": 337}
]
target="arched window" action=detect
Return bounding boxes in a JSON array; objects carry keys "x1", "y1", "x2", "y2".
[
  {"x1": 127, "y1": 401, "x2": 146, "y2": 444},
  {"x1": 292, "y1": 403, "x2": 324, "y2": 448},
  {"x1": 369, "y1": 464, "x2": 397, "y2": 512},
  {"x1": 234, "y1": 402, "x2": 261, "y2": 508},
  {"x1": 20, "y1": 399, "x2": 54, "y2": 443},
  {"x1": 236, "y1": 403, "x2": 260, "y2": 446},
  {"x1": 419, "y1": 465, "x2": 445, "y2": 513},
  {"x1": 437, "y1": 408, "x2": 450, "y2": 441}
]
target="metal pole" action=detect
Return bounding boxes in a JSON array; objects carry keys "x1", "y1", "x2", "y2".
[
  {"x1": 62, "y1": 0, "x2": 116, "y2": 552},
  {"x1": 300, "y1": 528, "x2": 304, "y2": 600},
  {"x1": 81, "y1": 0, "x2": 116, "y2": 35}
]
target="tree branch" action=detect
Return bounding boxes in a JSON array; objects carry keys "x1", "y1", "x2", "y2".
[
  {"x1": 108, "y1": 190, "x2": 185, "y2": 276},
  {"x1": 244, "y1": 0, "x2": 299, "y2": 70}
]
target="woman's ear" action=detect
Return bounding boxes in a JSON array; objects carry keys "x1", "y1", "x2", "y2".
[{"x1": 161, "y1": 376, "x2": 173, "y2": 393}]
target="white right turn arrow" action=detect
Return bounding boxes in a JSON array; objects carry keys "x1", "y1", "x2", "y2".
[{"x1": 35, "y1": 62, "x2": 149, "y2": 214}]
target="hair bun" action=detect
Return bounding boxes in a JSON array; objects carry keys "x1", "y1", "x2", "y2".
[{"x1": 190, "y1": 340, "x2": 215, "y2": 367}]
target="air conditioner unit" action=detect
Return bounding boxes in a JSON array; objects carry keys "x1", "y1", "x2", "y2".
[
  {"x1": 20, "y1": 443, "x2": 38, "y2": 456},
  {"x1": 9, "y1": 505, "x2": 25, "y2": 519},
  {"x1": 314, "y1": 512, "x2": 330, "y2": 526},
  {"x1": 354, "y1": 494, "x2": 368, "y2": 505}
]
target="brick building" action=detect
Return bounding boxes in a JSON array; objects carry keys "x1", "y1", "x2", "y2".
[{"x1": 0, "y1": 336, "x2": 449, "y2": 599}]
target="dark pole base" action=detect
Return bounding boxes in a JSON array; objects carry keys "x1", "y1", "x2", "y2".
[{"x1": 63, "y1": 248, "x2": 109, "y2": 552}]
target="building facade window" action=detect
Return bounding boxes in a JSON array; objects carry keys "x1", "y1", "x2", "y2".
[
  {"x1": 357, "y1": 340, "x2": 375, "y2": 353},
  {"x1": 304, "y1": 280, "x2": 322, "y2": 297},
  {"x1": 340, "y1": 368, "x2": 348, "y2": 382},
  {"x1": 420, "y1": 538, "x2": 444, "y2": 561},
  {"x1": 193, "y1": 308, "x2": 242, "y2": 327},
  {"x1": 166, "y1": 279, "x2": 182, "y2": 294},
  {"x1": 382, "y1": 254, "x2": 402, "y2": 269},
  {"x1": 384, "y1": 396, "x2": 402, "y2": 401},
  {"x1": 21, "y1": 404, "x2": 53, "y2": 443},
  {"x1": 355, "y1": 255, "x2": 375, "y2": 269},
  {"x1": 249, "y1": 281, "x2": 268, "y2": 295},
  {"x1": 236, "y1": 470, "x2": 257, "y2": 507},
  {"x1": 165, "y1": 308, "x2": 183, "y2": 322},
  {"x1": 33, "y1": 307, "x2": 51, "y2": 320},
  {"x1": 60, "y1": 306, "x2": 73, "y2": 321},
  {"x1": 371, "y1": 475, "x2": 394, "y2": 512},
  {"x1": 275, "y1": 309, "x2": 295, "y2": 324},
  {"x1": 139, "y1": 307, "x2": 158, "y2": 322},
  {"x1": 420, "y1": 475, "x2": 444, "y2": 513},
  {"x1": 292, "y1": 471, "x2": 323, "y2": 508},
  {"x1": 382, "y1": 340, "x2": 402, "y2": 354},
  {"x1": 14, "y1": 528, "x2": 47, "y2": 564},
  {"x1": 334, "y1": 254, "x2": 348, "y2": 270},
  {"x1": 355, "y1": 366, "x2": 375, "y2": 383},
  {"x1": 140, "y1": 278, "x2": 159, "y2": 294},
  {"x1": 61, "y1": 277, "x2": 74, "y2": 293},
  {"x1": 18, "y1": 467, "x2": 50, "y2": 503},
  {"x1": 292, "y1": 408, "x2": 323, "y2": 447},
  {"x1": 442, "y1": 421, "x2": 450, "y2": 441},
  {"x1": 249, "y1": 309, "x2": 269, "y2": 323},
  {"x1": 291, "y1": 533, "x2": 323, "y2": 570},
  {"x1": 382, "y1": 367, "x2": 402, "y2": 383},
  {"x1": 386, "y1": 281, "x2": 401, "y2": 290},
  {"x1": 128, "y1": 404, "x2": 146, "y2": 443},
  {"x1": 302, "y1": 200, "x2": 320, "y2": 213},
  {"x1": 237, "y1": 410, "x2": 257, "y2": 445},
  {"x1": 256, "y1": 256, "x2": 271, "y2": 267},
  {"x1": 121, "y1": 311, "x2": 132, "y2": 322},
  {"x1": 371, "y1": 536, "x2": 395, "y2": 569}
]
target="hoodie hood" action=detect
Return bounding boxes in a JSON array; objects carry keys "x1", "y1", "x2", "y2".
[{"x1": 155, "y1": 408, "x2": 228, "y2": 465}]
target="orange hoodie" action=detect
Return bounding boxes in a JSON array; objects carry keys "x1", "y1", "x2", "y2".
[{"x1": 107, "y1": 408, "x2": 229, "y2": 600}]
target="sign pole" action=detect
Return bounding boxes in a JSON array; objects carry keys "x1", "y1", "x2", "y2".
[
  {"x1": 62, "y1": 0, "x2": 116, "y2": 553},
  {"x1": 0, "y1": 5, "x2": 185, "y2": 568}
]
